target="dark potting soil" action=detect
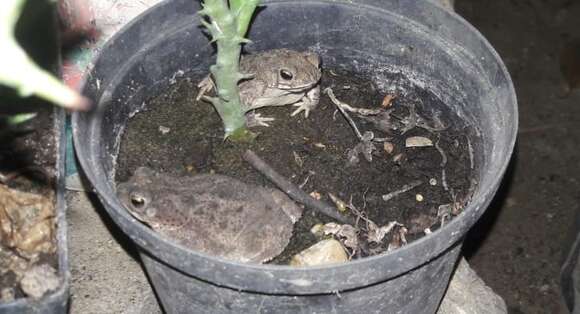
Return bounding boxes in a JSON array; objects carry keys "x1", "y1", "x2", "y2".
[
  {"x1": 116, "y1": 69, "x2": 478, "y2": 264},
  {"x1": 0, "y1": 106, "x2": 57, "y2": 193},
  {"x1": 0, "y1": 105, "x2": 58, "y2": 299}
]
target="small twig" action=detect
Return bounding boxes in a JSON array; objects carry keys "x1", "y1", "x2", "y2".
[
  {"x1": 434, "y1": 138, "x2": 448, "y2": 167},
  {"x1": 372, "y1": 137, "x2": 390, "y2": 142},
  {"x1": 243, "y1": 150, "x2": 354, "y2": 224},
  {"x1": 382, "y1": 180, "x2": 422, "y2": 201},
  {"x1": 441, "y1": 169, "x2": 449, "y2": 192},
  {"x1": 347, "y1": 196, "x2": 373, "y2": 227},
  {"x1": 400, "y1": 103, "x2": 418, "y2": 134},
  {"x1": 324, "y1": 88, "x2": 364, "y2": 140},
  {"x1": 434, "y1": 137, "x2": 449, "y2": 191},
  {"x1": 467, "y1": 136, "x2": 474, "y2": 170},
  {"x1": 326, "y1": 89, "x2": 383, "y2": 116},
  {"x1": 335, "y1": 102, "x2": 383, "y2": 116},
  {"x1": 437, "y1": 203, "x2": 453, "y2": 227},
  {"x1": 416, "y1": 110, "x2": 447, "y2": 133},
  {"x1": 298, "y1": 172, "x2": 313, "y2": 189},
  {"x1": 362, "y1": 187, "x2": 370, "y2": 209}
]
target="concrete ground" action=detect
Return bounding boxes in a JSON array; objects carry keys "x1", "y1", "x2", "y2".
[
  {"x1": 67, "y1": 0, "x2": 580, "y2": 313},
  {"x1": 67, "y1": 191, "x2": 160, "y2": 314}
]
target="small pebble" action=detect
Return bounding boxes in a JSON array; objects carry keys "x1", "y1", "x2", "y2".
[
  {"x1": 20, "y1": 265, "x2": 60, "y2": 299},
  {"x1": 383, "y1": 142, "x2": 395, "y2": 155},
  {"x1": 539, "y1": 284, "x2": 551, "y2": 293},
  {"x1": 158, "y1": 125, "x2": 170, "y2": 134},
  {"x1": 309, "y1": 191, "x2": 322, "y2": 200},
  {"x1": 310, "y1": 223, "x2": 324, "y2": 235},
  {"x1": 290, "y1": 239, "x2": 348, "y2": 267},
  {"x1": 393, "y1": 153, "x2": 403, "y2": 163},
  {"x1": 1, "y1": 288, "x2": 15, "y2": 302},
  {"x1": 328, "y1": 193, "x2": 348, "y2": 212}
]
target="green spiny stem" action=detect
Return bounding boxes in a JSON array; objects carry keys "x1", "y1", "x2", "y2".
[
  {"x1": 230, "y1": 0, "x2": 260, "y2": 36},
  {"x1": 199, "y1": 0, "x2": 260, "y2": 141}
]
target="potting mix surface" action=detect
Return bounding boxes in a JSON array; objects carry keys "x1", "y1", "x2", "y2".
[{"x1": 116, "y1": 68, "x2": 478, "y2": 263}]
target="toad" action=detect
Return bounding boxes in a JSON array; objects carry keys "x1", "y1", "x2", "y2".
[
  {"x1": 197, "y1": 49, "x2": 322, "y2": 126},
  {"x1": 117, "y1": 167, "x2": 303, "y2": 263}
]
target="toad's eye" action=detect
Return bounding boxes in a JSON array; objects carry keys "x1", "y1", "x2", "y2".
[
  {"x1": 280, "y1": 69, "x2": 293, "y2": 80},
  {"x1": 130, "y1": 192, "x2": 148, "y2": 209}
]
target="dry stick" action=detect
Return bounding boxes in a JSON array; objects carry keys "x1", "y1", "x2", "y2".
[
  {"x1": 243, "y1": 150, "x2": 354, "y2": 225},
  {"x1": 441, "y1": 169, "x2": 449, "y2": 192},
  {"x1": 434, "y1": 137, "x2": 449, "y2": 191},
  {"x1": 467, "y1": 136, "x2": 475, "y2": 170},
  {"x1": 324, "y1": 88, "x2": 383, "y2": 116},
  {"x1": 324, "y1": 88, "x2": 364, "y2": 140},
  {"x1": 381, "y1": 180, "x2": 423, "y2": 201}
]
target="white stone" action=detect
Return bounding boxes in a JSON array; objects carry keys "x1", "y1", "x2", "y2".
[{"x1": 290, "y1": 239, "x2": 348, "y2": 267}]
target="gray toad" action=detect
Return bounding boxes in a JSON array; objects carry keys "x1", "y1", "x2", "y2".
[
  {"x1": 117, "y1": 167, "x2": 303, "y2": 263},
  {"x1": 197, "y1": 49, "x2": 322, "y2": 126}
]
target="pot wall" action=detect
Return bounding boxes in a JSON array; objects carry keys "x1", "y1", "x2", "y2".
[{"x1": 142, "y1": 244, "x2": 462, "y2": 313}]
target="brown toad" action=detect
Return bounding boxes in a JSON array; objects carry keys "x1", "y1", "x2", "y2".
[
  {"x1": 117, "y1": 167, "x2": 303, "y2": 263},
  {"x1": 197, "y1": 49, "x2": 322, "y2": 126}
]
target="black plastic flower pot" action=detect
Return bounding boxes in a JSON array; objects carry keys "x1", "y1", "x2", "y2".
[{"x1": 72, "y1": 0, "x2": 517, "y2": 312}]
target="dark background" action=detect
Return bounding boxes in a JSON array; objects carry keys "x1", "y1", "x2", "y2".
[{"x1": 456, "y1": 1, "x2": 580, "y2": 313}]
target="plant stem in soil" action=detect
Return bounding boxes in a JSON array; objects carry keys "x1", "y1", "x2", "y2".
[{"x1": 199, "y1": 0, "x2": 260, "y2": 141}]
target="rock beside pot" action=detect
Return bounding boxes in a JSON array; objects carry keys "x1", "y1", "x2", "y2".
[
  {"x1": 290, "y1": 239, "x2": 349, "y2": 267},
  {"x1": 438, "y1": 258, "x2": 507, "y2": 314}
]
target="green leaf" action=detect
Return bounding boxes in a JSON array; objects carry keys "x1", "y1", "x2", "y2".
[
  {"x1": 234, "y1": 0, "x2": 260, "y2": 36},
  {"x1": 0, "y1": 0, "x2": 88, "y2": 110},
  {"x1": 6, "y1": 113, "x2": 37, "y2": 125}
]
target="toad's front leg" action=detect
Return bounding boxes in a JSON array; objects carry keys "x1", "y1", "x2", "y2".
[
  {"x1": 291, "y1": 86, "x2": 320, "y2": 118},
  {"x1": 245, "y1": 111, "x2": 275, "y2": 127}
]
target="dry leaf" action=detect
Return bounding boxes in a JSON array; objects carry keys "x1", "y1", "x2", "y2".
[
  {"x1": 309, "y1": 191, "x2": 322, "y2": 200},
  {"x1": 290, "y1": 239, "x2": 348, "y2": 267},
  {"x1": 367, "y1": 221, "x2": 400, "y2": 244},
  {"x1": 405, "y1": 136, "x2": 434, "y2": 147},
  {"x1": 381, "y1": 94, "x2": 396, "y2": 108},
  {"x1": 387, "y1": 225, "x2": 408, "y2": 251},
  {"x1": 383, "y1": 142, "x2": 395, "y2": 154},
  {"x1": 322, "y1": 223, "x2": 358, "y2": 251},
  {"x1": 0, "y1": 185, "x2": 55, "y2": 256}
]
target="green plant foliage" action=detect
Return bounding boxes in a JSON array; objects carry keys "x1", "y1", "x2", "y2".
[
  {"x1": 0, "y1": 0, "x2": 87, "y2": 110},
  {"x1": 199, "y1": 0, "x2": 260, "y2": 141}
]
